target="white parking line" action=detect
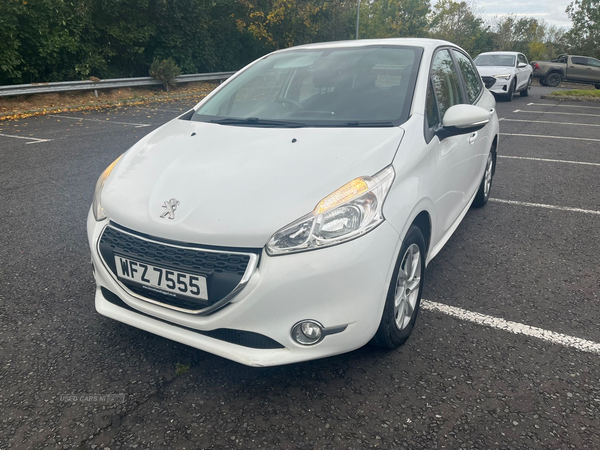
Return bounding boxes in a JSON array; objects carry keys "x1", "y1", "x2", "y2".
[
  {"x1": 527, "y1": 102, "x2": 600, "y2": 110},
  {"x1": 53, "y1": 115, "x2": 151, "y2": 128},
  {"x1": 500, "y1": 132, "x2": 600, "y2": 143},
  {"x1": 422, "y1": 300, "x2": 600, "y2": 355},
  {"x1": 0, "y1": 133, "x2": 52, "y2": 144},
  {"x1": 498, "y1": 155, "x2": 600, "y2": 167},
  {"x1": 490, "y1": 198, "x2": 600, "y2": 215},
  {"x1": 513, "y1": 109, "x2": 600, "y2": 118},
  {"x1": 500, "y1": 118, "x2": 600, "y2": 127}
]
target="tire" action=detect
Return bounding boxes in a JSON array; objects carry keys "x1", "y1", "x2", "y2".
[
  {"x1": 505, "y1": 79, "x2": 515, "y2": 101},
  {"x1": 545, "y1": 72, "x2": 561, "y2": 87},
  {"x1": 372, "y1": 226, "x2": 426, "y2": 349},
  {"x1": 539, "y1": 78, "x2": 547, "y2": 86},
  {"x1": 472, "y1": 146, "x2": 495, "y2": 208},
  {"x1": 595, "y1": 84, "x2": 600, "y2": 90},
  {"x1": 520, "y1": 76, "x2": 532, "y2": 97}
]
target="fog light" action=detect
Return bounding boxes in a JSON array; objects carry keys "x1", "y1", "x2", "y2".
[{"x1": 291, "y1": 320, "x2": 324, "y2": 345}]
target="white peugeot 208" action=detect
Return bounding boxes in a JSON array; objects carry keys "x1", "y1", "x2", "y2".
[{"x1": 88, "y1": 38, "x2": 499, "y2": 366}]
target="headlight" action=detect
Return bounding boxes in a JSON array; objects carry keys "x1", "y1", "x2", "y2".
[
  {"x1": 493, "y1": 74, "x2": 511, "y2": 80},
  {"x1": 92, "y1": 155, "x2": 122, "y2": 221},
  {"x1": 266, "y1": 166, "x2": 395, "y2": 255}
]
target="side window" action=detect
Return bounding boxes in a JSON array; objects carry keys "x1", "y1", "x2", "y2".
[
  {"x1": 588, "y1": 58, "x2": 600, "y2": 68},
  {"x1": 518, "y1": 54, "x2": 528, "y2": 65},
  {"x1": 430, "y1": 49, "x2": 464, "y2": 120},
  {"x1": 572, "y1": 57, "x2": 587, "y2": 65},
  {"x1": 453, "y1": 50, "x2": 483, "y2": 104},
  {"x1": 425, "y1": 80, "x2": 440, "y2": 129}
]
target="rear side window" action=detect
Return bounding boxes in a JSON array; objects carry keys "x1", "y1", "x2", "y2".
[
  {"x1": 430, "y1": 49, "x2": 464, "y2": 120},
  {"x1": 588, "y1": 58, "x2": 600, "y2": 68},
  {"x1": 572, "y1": 57, "x2": 587, "y2": 65},
  {"x1": 453, "y1": 50, "x2": 482, "y2": 104}
]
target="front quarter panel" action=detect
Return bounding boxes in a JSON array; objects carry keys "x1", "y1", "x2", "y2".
[{"x1": 383, "y1": 114, "x2": 436, "y2": 258}]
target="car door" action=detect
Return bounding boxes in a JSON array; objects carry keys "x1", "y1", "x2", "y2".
[
  {"x1": 586, "y1": 58, "x2": 600, "y2": 83},
  {"x1": 426, "y1": 49, "x2": 473, "y2": 243},
  {"x1": 452, "y1": 49, "x2": 494, "y2": 196},
  {"x1": 568, "y1": 56, "x2": 590, "y2": 81},
  {"x1": 516, "y1": 54, "x2": 530, "y2": 90}
]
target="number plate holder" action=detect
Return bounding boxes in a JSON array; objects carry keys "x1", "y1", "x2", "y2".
[{"x1": 113, "y1": 255, "x2": 209, "y2": 301}]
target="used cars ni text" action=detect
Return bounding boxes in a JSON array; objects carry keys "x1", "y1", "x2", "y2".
[
  {"x1": 474, "y1": 51, "x2": 533, "y2": 101},
  {"x1": 88, "y1": 38, "x2": 499, "y2": 366}
]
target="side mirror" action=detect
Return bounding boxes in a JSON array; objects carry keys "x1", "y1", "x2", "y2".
[
  {"x1": 438, "y1": 104, "x2": 490, "y2": 140},
  {"x1": 517, "y1": 62, "x2": 527, "y2": 68}
]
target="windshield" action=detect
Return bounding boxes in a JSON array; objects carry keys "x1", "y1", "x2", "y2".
[
  {"x1": 192, "y1": 46, "x2": 423, "y2": 127},
  {"x1": 474, "y1": 55, "x2": 516, "y2": 67}
]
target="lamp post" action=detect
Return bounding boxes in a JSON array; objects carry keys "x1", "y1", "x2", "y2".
[{"x1": 356, "y1": 0, "x2": 360, "y2": 39}]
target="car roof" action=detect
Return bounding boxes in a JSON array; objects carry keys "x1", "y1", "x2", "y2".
[
  {"x1": 276, "y1": 38, "x2": 459, "y2": 52},
  {"x1": 477, "y1": 51, "x2": 522, "y2": 56}
]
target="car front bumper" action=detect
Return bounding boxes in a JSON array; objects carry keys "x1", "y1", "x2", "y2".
[
  {"x1": 487, "y1": 77, "x2": 511, "y2": 94},
  {"x1": 87, "y1": 209, "x2": 401, "y2": 366}
]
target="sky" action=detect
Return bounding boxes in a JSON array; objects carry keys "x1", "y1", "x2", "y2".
[{"x1": 472, "y1": 0, "x2": 573, "y2": 28}]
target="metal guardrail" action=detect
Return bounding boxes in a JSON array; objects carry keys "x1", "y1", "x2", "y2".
[{"x1": 0, "y1": 71, "x2": 236, "y2": 97}]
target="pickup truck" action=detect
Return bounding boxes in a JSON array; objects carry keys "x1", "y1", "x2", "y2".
[{"x1": 532, "y1": 55, "x2": 600, "y2": 88}]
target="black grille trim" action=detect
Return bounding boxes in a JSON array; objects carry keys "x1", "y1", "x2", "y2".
[
  {"x1": 101, "y1": 288, "x2": 284, "y2": 350},
  {"x1": 97, "y1": 224, "x2": 259, "y2": 315},
  {"x1": 482, "y1": 76, "x2": 497, "y2": 89}
]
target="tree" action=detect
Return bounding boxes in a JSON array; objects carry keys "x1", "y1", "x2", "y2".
[
  {"x1": 362, "y1": 0, "x2": 431, "y2": 39},
  {"x1": 428, "y1": 0, "x2": 492, "y2": 56},
  {"x1": 566, "y1": 0, "x2": 600, "y2": 58},
  {"x1": 0, "y1": 0, "x2": 24, "y2": 84},
  {"x1": 490, "y1": 16, "x2": 568, "y2": 61},
  {"x1": 235, "y1": 0, "x2": 326, "y2": 49}
]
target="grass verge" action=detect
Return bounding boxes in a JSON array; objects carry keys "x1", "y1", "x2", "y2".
[{"x1": 546, "y1": 89, "x2": 600, "y2": 102}]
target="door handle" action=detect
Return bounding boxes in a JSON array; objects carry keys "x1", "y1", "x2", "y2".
[{"x1": 469, "y1": 132, "x2": 478, "y2": 145}]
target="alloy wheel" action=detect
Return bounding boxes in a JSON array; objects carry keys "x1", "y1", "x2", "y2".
[
  {"x1": 394, "y1": 244, "x2": 421, "y2": 330},
  {"x1": 483, "y1": 152, "x2": 493, "y2": 199},
  {"x1": 546, "y1": 73, "x2": 561, "y2": 87}
]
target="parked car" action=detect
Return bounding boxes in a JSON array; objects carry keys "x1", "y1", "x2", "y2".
[
  {"x1": 474, "y1": 51, "x2": 533, "y2": 101},
  {"x1": 532, "y1": 54, "x2": 600, "y2": 88},
  {"x1": 88, "y1": 38, "x2": 499, "y2": 366}
]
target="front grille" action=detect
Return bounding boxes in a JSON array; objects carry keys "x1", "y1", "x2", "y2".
[
  {"x1": 101, "y1": 288, "x2": 284, "y2": 349},
  {"x1": 482, "y1": 76, "x2": 497, "y2": 89},
  {"x1": 98, "y1": 224, "x2": 258, "y2": 313}
]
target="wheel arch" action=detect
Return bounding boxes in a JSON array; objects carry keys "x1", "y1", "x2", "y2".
[
  {"x1": 547, "y1": 69, "x2": 563, "y2": 78},
  {"x1": 491, "y1": 135, "x2": 498, "y2": 175},
  {"x1": 385, "y1": 196, "x2": 435, "y2": 266},
  {"x1": 411, "y1": 211, "x2": 432, "y2": 255}
]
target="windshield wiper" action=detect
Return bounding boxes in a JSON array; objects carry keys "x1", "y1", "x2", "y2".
[
  {"x1": 208, "y1": 117, "x2": 307, "y2": 128},
  {"x1": 337, "y1": 121, "x2": 395, "y2": 128}
]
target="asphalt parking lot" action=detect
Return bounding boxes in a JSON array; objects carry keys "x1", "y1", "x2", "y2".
[{"x1": 1, "y1": 86, "x2": 600, "y2": 449}]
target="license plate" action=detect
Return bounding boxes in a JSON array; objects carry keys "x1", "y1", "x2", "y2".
[{"x1": 114, "y1": 255, "x2": 208, "y2": 301}]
